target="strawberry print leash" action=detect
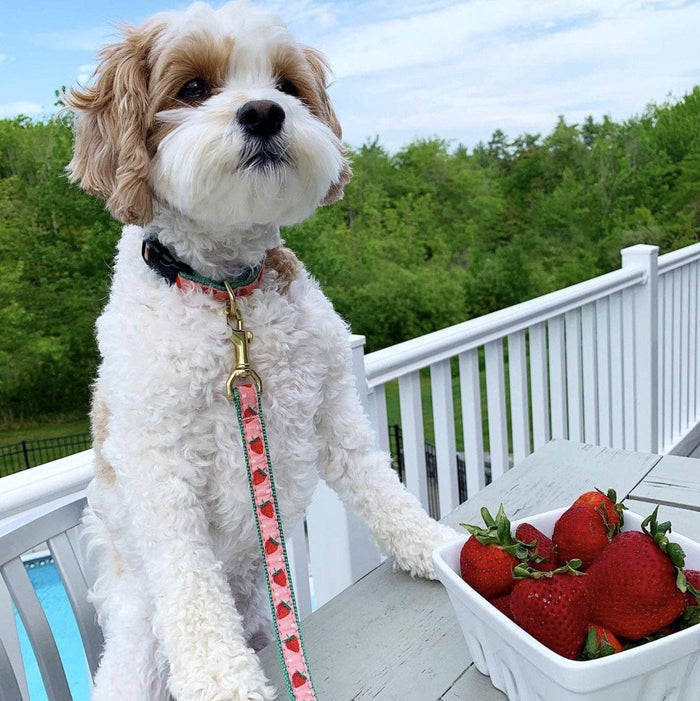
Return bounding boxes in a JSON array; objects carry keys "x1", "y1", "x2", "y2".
[{"x1": 224, "y1": 282, "x2": 317, "y2": 701}]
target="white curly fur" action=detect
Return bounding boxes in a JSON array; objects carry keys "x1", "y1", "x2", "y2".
[{"x1": 70, "y1": 3, "x2": 460, "y2": 699}]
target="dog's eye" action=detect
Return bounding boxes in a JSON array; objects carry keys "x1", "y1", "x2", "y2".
[
  {"x1": 178, "y1": 78, "x2": 211, "y2": 102},
  {"x1": 277, "y1": 79, "x2": 299, "y2": 98}
]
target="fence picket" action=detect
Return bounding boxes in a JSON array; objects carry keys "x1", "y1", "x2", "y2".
[
  {"x1": 507, "y1": 331, "x2": 530, "y2": 465},
  {"x1": 548, "y1": 316, "x2": 568, "y2": 439},
  {"x1": 485, "y1": 340, "x2": 509, "y2": 480},
  {"x1": 458, "y1": 350, "x2": 485, "y2": 498},
  {"x1": 622, "y1": 287, "x2": 637, "y2": 450},
  {"x1": 368, "y1": 383, "x2": 390, "y2": 454},
  {"x1": 565, "y1": 310, "x2": 583, "y2": 442},
  {"x1": 681, "y1": 265, "x2": 690, "y2": 433},
  {"x1": 528, "y1": 323, "x2": 550, "y2": 450},
  {"x1": 398, "y1": 371, "x2": 429, "y2": 509},
  {"x1": 595, "y1": 298, "x2": 612, "y2": 447},
  {"x1": 609, "y1": 292, "x2": 625, "y2": 448},
  {"x1": 430, "y1": 359, "x2": 459, "y2": 517},
  {"x1": 581, "y1": 304, "x2": 599, "y2": 444}
]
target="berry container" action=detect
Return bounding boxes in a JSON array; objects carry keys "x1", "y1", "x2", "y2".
[{"x1": 432, "y1": 508, "x2": 700, "y2": 701}]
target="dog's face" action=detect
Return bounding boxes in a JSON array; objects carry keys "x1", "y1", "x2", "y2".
[{"x1": 65, "y1": 1, "x2": 351, "y2": 229}]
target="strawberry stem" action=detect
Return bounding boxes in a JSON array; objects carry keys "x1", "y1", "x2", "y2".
[
  {"x1": 513, "y1": 559, "x2": 584, "y2": 580},
  {"x1": 460, "y1": 505, "x2": 533, "y2": 561}
]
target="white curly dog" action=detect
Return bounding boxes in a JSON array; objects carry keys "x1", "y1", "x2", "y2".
[{"x1": 65, "y1": 2, "x2": 458, "y2": 699}]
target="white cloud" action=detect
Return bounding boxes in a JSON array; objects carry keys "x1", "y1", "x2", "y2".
[
  {"x1": 0, "y1": 101, "x2": 43, "y2": 118},
  {"x1": 33, "y1": 26, "x2": 115, "y2": 52},
  {"x1": 77, "y1": 64, "x2": 98, "y2": 85},
  {"x1": 323, "y1": 0, "x2": 700, "y2": 149}
]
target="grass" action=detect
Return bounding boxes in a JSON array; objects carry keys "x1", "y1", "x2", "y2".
[{"x1": 0, "y1": 416, "x2": 90, "y2": 447}]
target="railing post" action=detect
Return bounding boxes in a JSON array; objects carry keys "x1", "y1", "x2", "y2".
[
  {"x1": 621, "y1": 245, "x2": 659, "y2": 453},
  {"x1": 305, "y1": 334, "x2": 382, "y2": 608}
]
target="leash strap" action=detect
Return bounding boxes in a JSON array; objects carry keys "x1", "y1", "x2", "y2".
[{"x1": 232, "y1": 382, "x2": 317, "y2": 700}]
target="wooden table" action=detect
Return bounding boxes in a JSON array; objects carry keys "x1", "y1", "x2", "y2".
[{"x1": 258, "y1": 440, "x2": 700, "y2": 700}]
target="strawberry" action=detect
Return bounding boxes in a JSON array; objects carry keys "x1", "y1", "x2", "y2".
[
  {"x1": 579, "y1": 623, "x2": 624, "y2": 659},
  {"x1": 460, "y1": 506, "x2": 532, "y2": 599},
  {"x1": 572, "y1": 488, "x2": 625, "y2": 531},
  {"x1": 291, "y1": 671, "x2": 308, "y2": 688},
  {"x1": 683, "y1": 569, "x2": 700, "y2": 606},
  {"x1": 252, "y1": 468, "x2": 268, "y2": 485},
  {"x1": 586, "y1": 507, "x2": 687, "y2": 639},
  {"x1": 265, "y1": 537, "x2": 279, "y2": 555},
  {"x1": 680, "y1": 569, "x2": 700, "y2": 629},
  {"x1": 259, "y1": 500, "x2": 274, "y2": 518},
  {"x1": 510, "y1": 560, "x2": 591, "y2": 659},
  {"x1": 272, "y1": 568, "x2": 287, "y2": 587},
  {"x1": 552, "y1": 505, "x2": 612, "y2": 569},
  {"x1": 277, "y1": 601, "x2": 292, "y2": 619},
  {"x1": 249, "y1": 437, "x2": 265, "y2": 455},
  {"x1": 515, "y1": 522, "x2": 557, "y2": 571},
  {"x1": 284, "y1": 635, "x2": 300, "y2": 653},
  {"x1": 489, "y1": 593, "x2": 514, "y2": 621}
]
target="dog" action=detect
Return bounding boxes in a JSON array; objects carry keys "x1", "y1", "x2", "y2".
[{"x1": 65, "y1": 2, "x2": 459, "y2": 699}]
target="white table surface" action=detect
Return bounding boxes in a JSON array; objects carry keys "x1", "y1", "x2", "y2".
[{"x1": 258, "y1": 440, "x2": 700, "y2": 700}]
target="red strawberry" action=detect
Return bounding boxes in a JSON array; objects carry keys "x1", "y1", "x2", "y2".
[
  {"x1": 680, "y1": 569, "x2": 700, "y2": 629},
  {"x1": 272, "y1": 569, "x2": 287, "y2": 587},
  {"x1": 252, "y1": 468, "x2": 268, "y2": 485},
  {"x1": 277, "y1": 601, "x2": 292, "y2": 619},
  {"x1": 460, "y1": 506, "x2": 532, "y2": 599},
  {"x1": 515, "y1": 523, "x2": 557, "y2": 571},
  {"x1": 243, "y1": 406, "x2": 258, "y2": 419},
  {"x1": 265, "y1": 537, "x2": 279, "y2": 555},
  {"x1": 291, "y1": 671, "x2": 307, "y2": 688},
  {"x1": 586, "y1": 508, "x2": 687, "y2": 639},
  {"x1": 249, "y1": 437, "x2": 265, "y2": 455},
  {"x1": 285, "y1": 635, "x2": 300, "y2": 653},
  {"x1": 259, "y1": 500, "x2": 274, "y2": 518},
  {"x1": 489, "y1": 593, "x2": 514, "y2": 621},
  {"x1": 580, "y1": 623, "x2": 624, "y2": 659},
  {"x1": 552, "y1": 505, "x2": 612, "y2": 569},
  {"x1": 510, "y1": 561, "x2": 591, "y2": 659},
  {"x1": 572, "y1": 488, "x2": 625, "y2": 531},
  {"x1": 683, "y1": 569, "x2": 700, "y2": 606}
]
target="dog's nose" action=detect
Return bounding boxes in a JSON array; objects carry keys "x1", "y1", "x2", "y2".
[{"x1": 237, "y1": 100, "x2": 285, "y2": 138}]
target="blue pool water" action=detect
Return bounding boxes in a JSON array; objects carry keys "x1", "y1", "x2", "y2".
[{"x1": 15, "y1": 557, "x2": 90, "y2": 700}]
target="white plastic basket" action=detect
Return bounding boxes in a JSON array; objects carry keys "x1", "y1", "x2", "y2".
[{"x1": 432, "y1": 508, "x2": 700, "y2": 701}]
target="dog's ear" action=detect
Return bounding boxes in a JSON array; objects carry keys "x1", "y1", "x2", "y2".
[
  {"x1": 64, "y1": 24, "x2": 161, "y2": 225},
  {"x1": 302, "y1": 47, "x2": 352, "y2": 205}
]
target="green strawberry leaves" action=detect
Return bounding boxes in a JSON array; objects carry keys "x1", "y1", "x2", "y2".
[
  {"x1": 640, "y1": 506, "x2": 695, "y2": 596},
  {"x1": 580, "y1": 627, "x2": 618, "y2": 660},
  {"x1": 641, "y1": 506, "x2": 685, "y2": 566},
  {"x1": 461, "y1": 505, "x2": 533, "y2": 561}
]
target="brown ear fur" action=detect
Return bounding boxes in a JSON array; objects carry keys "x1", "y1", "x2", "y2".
[
  {"x1": 64, "y1": 24, "x2": 162, "y2": 225},
  {"x1": 302, "y1": 47, "x2": 352, "y2": 205}
]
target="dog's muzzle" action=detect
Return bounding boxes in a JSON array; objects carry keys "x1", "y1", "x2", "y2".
[{"x1": 237, "y1": 100, "x2": 291, "y2": 171}]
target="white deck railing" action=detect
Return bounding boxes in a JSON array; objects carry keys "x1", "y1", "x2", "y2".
[{"x1": 2, "y1": 243, "x2": 700, "y2": 617}]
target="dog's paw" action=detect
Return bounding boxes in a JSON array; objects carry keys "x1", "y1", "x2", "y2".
[{"x1": 393, "y1": 523, "x2": 462, "y2": 580}]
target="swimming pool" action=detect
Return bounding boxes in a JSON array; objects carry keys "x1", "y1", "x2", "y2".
[{"x1": 16, "y1": 557, "x2": 90, "y2": 701}]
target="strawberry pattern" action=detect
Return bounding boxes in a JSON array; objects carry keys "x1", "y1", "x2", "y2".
[{"x1": 234, "y1": 383, "x2": 317, "y2": 701}]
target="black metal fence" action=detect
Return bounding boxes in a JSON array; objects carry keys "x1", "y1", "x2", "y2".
[
  {"x1": 0, "y1": 433, "x2": 92, "y2": 477},
  {"x1": 390, "y1": 424, "x2": 481, "y2": 520}
]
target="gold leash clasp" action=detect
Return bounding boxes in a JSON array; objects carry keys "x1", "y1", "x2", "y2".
[{"x1": 224, "y1": 281, "x2": 263, "y2": 398}]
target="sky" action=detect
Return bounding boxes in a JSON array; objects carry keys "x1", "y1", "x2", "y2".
[{"x1": 1, "y1": 0, "x2": 698, "y2": 152}]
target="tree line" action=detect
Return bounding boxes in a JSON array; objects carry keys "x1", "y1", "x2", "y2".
[{"x1": 0, "y1": 88, "x2": 698, "y2": 424}]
